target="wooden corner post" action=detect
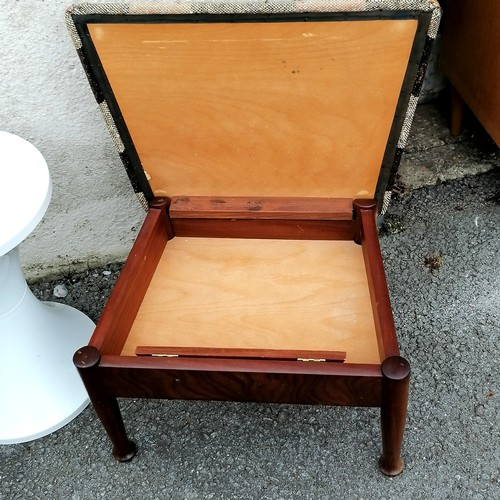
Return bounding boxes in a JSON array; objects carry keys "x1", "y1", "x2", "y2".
[
  {"x1": 149, "y1": 196, "x2": 175, "y2": 240},
  {"x1": 353, "y1": 198, "x2": 377, "y2": 245},
  {"x1": 73, "y1": 346, "x2": 137, "y2": 461},
  {"x1": 379, "y1": 356, "x2": 411, "y2": 476}
]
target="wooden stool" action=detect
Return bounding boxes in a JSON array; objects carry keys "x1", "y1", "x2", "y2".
[{"x1": 67, "y1": 0, "x2": 441, "y2": 474}]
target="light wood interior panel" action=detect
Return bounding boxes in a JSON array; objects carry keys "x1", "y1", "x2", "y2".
[
  {"x1": 89, "y1": 20, "x2": 417, "y2": 198},
  {"x1": 122, "y1": 238, "x2": 380, "y2": 364}
]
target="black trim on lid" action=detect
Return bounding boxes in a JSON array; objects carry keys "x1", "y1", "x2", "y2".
[
  {"x1": 412, "y1": 35, "x2": 436, "y2": 97},
  {"x1": 73, "y1": 10, "x2": 425, "y2": 25},
  {"x1": 374, "y1": 11, "x2": 433, "y2": 207},
  {"x1": 73, "y1": 17, "x2": 154, "y2": 199},
  {"x1": 76, "y1": 47, "x2": 105, "y2": 104}
]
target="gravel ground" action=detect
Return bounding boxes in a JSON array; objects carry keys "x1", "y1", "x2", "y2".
[{"x1": 1, "y1": 169, "x2": 498, "y2": 500}]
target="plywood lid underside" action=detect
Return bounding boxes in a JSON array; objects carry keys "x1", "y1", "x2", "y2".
[
  {"x1": 88, "y1": 19, "x2": 417, "y2": 199},
  {"x1": 122, "y1": 237, "x2": 380, "y2": 364}
]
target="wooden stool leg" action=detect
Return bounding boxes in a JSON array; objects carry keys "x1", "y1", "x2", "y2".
[
  {"x1": 74, "y1": 346, "x2": 137, "y2": 461},
  {"x1": 379, "y1": 356, "x2": 410, "y2": 476},
  {"x1": 450, "y1": 86, "x2": 465, "y2": 137}
]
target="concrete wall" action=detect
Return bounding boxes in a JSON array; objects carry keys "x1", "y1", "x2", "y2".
[
  {"x1": 1, "y1": 1, "x2": 445, "y2": 279},
  {"x1": 1, "y1": 0, "x2": 145, "y2": 279}
]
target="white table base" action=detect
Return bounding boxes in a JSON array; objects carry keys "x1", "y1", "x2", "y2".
[{"x1": 0, "y1": 248, "x2": 94, "y2": 444}]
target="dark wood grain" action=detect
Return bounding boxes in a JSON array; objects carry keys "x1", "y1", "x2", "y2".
[
  {"x1": 173, "y1": 218, "x2": 355, "y2": 240},
  {"x1": 89, "y1": 199, "x2": 169, "y2": 354},
  {"x1": 150, "y1": 196, "x2": 175, "y2": 239},
  {"x1": 74, "y1": 346, "x2": 137, "y2": 461},
  {"x1": 379, "y1": 356, "x2": 410, "y2": 476},
  {"x1": 97, "y1": 355, "x2": 383, "y2": 407},
  {"x1": 135, "y1": 346, "x2": 346, "y2": 362},
  {"x1": 170, "y1": 196, "x2": 353, "y2": 220},
  {"x1": 102, "y1": 354, "x2": 380, "y2": 375},
  {"x1": 74, "y1": 348, "x2": 383, "y2": 458},
  {"x1": 354, "y1": 199, "x2": 399, "y2": 360}
]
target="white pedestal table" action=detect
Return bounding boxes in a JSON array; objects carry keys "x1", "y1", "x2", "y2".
[{"x1": 0, "y1": 131, "x2": 94, "y2": 444}]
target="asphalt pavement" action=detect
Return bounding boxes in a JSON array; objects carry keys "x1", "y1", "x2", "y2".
[{"x1": 1, "y1": 100, "x2": 499, "y2": 499}]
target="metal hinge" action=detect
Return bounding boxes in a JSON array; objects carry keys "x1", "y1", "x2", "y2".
[
  {"x1": 296, "y1": 358, "x2": 326, "y2": 362},
  {"x1": 151, "y1": 354, "x2": 179, "y2": 358}
]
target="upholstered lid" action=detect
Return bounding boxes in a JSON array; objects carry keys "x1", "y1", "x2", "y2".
[{"x1": 67, "y1": 1, "x2": 440, "y2": 211}]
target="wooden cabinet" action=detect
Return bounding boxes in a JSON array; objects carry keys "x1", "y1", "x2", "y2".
[{"x1": 441, "y1": 0, "x2": 500, "y2": 145}]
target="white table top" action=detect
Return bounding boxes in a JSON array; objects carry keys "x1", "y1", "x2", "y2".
[{"x1": 0, "y1": 131, "x2": 52, "y2": 256}]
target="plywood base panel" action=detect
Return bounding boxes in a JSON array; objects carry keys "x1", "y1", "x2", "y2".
[{"x1": 122, "y1": 237, "x2": 379, "y2": 364}]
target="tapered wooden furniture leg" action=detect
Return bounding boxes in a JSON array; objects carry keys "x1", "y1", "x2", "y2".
[
  {"x1": 379, "y1": 356, "x2": 410, "y2": 476},
  {"x1": 450, "y1": 86, "x2": 465, "y2": 137},
  {"x1": 73, "y1": 346, "x2": 137, "y2": 461}
]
